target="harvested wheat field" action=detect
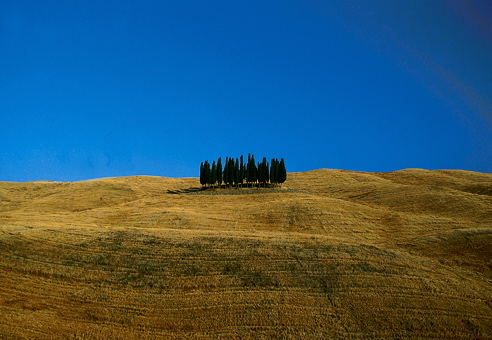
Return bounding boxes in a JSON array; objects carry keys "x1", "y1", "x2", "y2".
[{"x1": 1, "y1": 169, "x2": 491, "y2": 339}]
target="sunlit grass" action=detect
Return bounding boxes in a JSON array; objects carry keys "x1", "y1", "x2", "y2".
[{"x1": 1, "y1": 169, "x2": 491, "y2": 338}]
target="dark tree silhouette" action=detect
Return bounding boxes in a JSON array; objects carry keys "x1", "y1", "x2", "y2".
[
  {"x1": 234, "y1": 158, "x2": 239, "y2": 188},
  {"x1": 228, "y1": 157, "x2": 233, "y2": 188},
  {"x1": 257, "y1": 159, "x2": 269, "y2": 188},
  {"x1": 270, "y1": 158, "x2": 278, "y2": 187},
  {"x1": 211, "y1": 161, "x2": 217, "y2": 188},
  {"x1": 239, "y1": 155, "x2": 245, "y2": 188},
  {"x1": 278, "y1": 158, "x2": 287, "y2": 187},
  {"x1": 224, "y1": 157, "x2": 229, "y2": 188},
  {"x1": 200, "y1": 162, "x2": 205, "y2": 188},
  {"x1": 247, "y1": 154, "x2": 257, "y2": 187},
  {"x1": 217, "y1": 157, "x2": 223, "y2": 188}
]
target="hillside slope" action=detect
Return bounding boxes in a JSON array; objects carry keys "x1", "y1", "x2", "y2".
[{"x1": 1, "y1": 169, "x2": 491, "y2": 339}]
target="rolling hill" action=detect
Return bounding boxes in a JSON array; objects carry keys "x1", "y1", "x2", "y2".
[{"x1": 1, "y1": 169, "x2": 491, "y2": 339}]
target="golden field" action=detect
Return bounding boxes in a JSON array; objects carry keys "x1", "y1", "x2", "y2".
[{"x1": 1, "y1": 169, "x2": 491, "y2": 339}]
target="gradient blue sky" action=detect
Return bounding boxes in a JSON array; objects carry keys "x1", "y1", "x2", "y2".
[{"x1": 2, "y1": 0, "x2": 492, "y2": 181}]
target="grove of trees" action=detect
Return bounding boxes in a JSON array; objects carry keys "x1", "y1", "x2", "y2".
[{"x1": 200, "y1": 154, "x2": 286, "y2": 189}]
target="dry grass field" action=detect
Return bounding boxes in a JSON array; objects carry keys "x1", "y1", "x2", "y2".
[{"x1": 1, "y1": 169, "x2": 491, "y2": 339}]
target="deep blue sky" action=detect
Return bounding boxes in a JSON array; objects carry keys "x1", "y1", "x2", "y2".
[{"x1": 2, "y1": 0, "x2": 491, "y2": 181}]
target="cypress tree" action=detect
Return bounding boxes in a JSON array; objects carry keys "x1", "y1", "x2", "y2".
[
  {"x1": 211, "y1": 161, "x2": 217, "y2": 188},
  {"x1": 269, "y1": 158, "x2": 274, "y2": 186},
  {"x1": 257, "y1": 161, "x2": 263, "y2": 187},
  {"x1": 261, "y1": 157, "x2": 269, "y2": 187},
  {"x1": 278, "y1": 158, "x2": 287, "y2": 187},
  {"x1": 239, "y1": 155, "x2": 244, "y2": 188},
  {"x1": 248, "y1": 154, "x2": 257, "y2": 188},
  {"x1": 228, "y1": 157, "x2": 235, "y2": 188},
  {"x1": 266, "y1": 161, "x2": 270, "y2": 186},
  {"x1": 244, "y1": 161, "x2": 248, "y2": 186},
  {"x1": 270, "y1": 158, "x2": 278, "y2": 187},
  {"x1": 224, "y1": 157, "x2": 229, "y2": 188},
  {"x1": 217, "y1": 157, "x2": 223, "y2": 189},
  {"x1": 246, "y1": 154, "x2": 251, "y2": 187},
  {"x1": 204, "y1": 160, "x2": 211, "y2": 188},
  {"x1": 200, "y1": 162, "x2": 205, "y2": 188},
  {"x1": 234, "y1": 158, "x2": 239, "y2": 188}
]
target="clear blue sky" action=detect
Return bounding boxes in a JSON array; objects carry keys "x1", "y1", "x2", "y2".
[{"x1": 2, "y1": 0, "x2": 491, "y2": 181}]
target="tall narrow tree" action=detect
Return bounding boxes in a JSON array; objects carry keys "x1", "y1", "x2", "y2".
[
  {"x1": 200, "y1": 162, "x2": 205, "y2": 188},
  {"x1": 248, "y1": 154, "x2": 257, "y2": 188},
  {"x1": 211, "y1": 161, "x2": 217, "y2": 188},
  {"x1": 205, "y1": 160, "x2": 211, "y2": 187},
  {"x1": 246, "y1": 154, "x2": 252, "y2": 187},
  {"x1": 224, "y1": 157, "x2": 229, "y2": 188},
  {"x1": 217, "y1": 157, "x2": 223, "y2": 189},
  {"x1": 228, "y1": 157, "x2": 235, "y2": 188},
  {"x1": 239, "y1": 155, "x2": 244, "y2": 188},
  {"x1": 265, "y1": 161, "x2": 270, "y2": 186},
  {"x1": 257, "y1": 161, "x2": 263, "y2": 187},
  {"x1": 261, "y1": 157, "x2": 269, "y2": 187},
  {"x1": 270, "y1": 158, "x2": 278, "y2": 187},
  {"x1": 234, "y1": 158, "x2": 239, "y2": 188},
  {"x1": 278, "y1": 158, "x2": 287, "y2": 187}
]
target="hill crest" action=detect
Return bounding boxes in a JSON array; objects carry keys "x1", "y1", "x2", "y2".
[{"x1": 1, "y1": 168, "x2": 491, "y2": 338}]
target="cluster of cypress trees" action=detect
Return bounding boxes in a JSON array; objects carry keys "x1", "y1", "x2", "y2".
[{"x1": 200, "y1": 154, "x2": 286, "y2": 189}]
